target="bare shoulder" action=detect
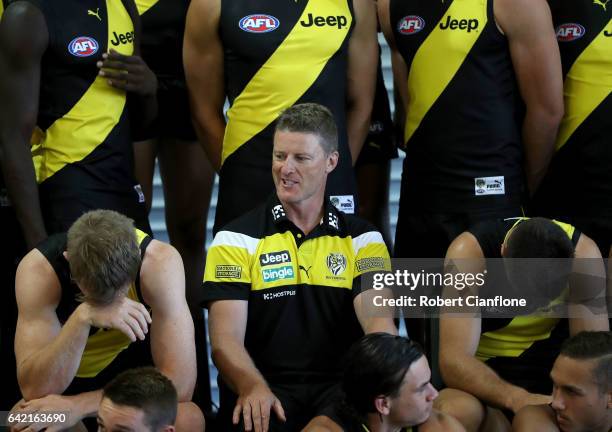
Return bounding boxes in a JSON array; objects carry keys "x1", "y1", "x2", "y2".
[
  {"x1": 16, "y1": 248, "x2": 61, "y2": 312},
  {"x1": 0, "y1": 1, "x2": 48, "y2": 55},
  {"x1": 446, "y1": 232, "x2": 483, "y2": 260},
  {"x1": 302, "y1": 415, "x2": 344, "y2": 432},
  {"x1": 140, "y1": 239, "x2": 185, "y2": 304},
  {"x1": 494, "y1": 0, "x2": 553, "y2": 36},
  {"x1": 574, "y1": 233, "x2": 602, "y2": 259},
  {"x1": 419, "y1": 410, "x2": 466, "y2": 432}
]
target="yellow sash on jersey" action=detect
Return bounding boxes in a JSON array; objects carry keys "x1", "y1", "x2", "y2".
[
  {"x1": 0, "y1": 1, "x2": 5, "y2": 18},
  {"x1": 31, "y1": 0, "x2": 133, "y2": 183},
  {"x1": 404, "y1": 0, "x2": 487, "y2": 144},
  {"x1": 556, "y1": 18, "x2": 612, "y2": 150},
  {"x1": 222, "y1": 0, "x2": 352, "y2": 166},
  {"x1": 135, "y1": 0, "x2": 157, "y2": 16}
]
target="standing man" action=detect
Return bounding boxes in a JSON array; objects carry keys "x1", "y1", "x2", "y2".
[
  {"x1": 0, "y1": 0, "x2": 157, "y2": 242},
  {"x1": 183, "y1": 0, "x2": 378, "y2": 233},
  {"x1": 534, "y1": 0, "x2": 612, "y2": 297},
  {"x1": 378, "y1": 0, "x2": 563, "y2": 258},
  {"x1": 203, "y1": 104, "x2": 396, "y2": 431},
  {"x1": 378, "y1": 0, "x2": 564, "y2": 352}
]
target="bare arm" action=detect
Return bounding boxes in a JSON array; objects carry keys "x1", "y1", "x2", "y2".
[
  {"x1": 354, "y1": 288, "x2": 398, "y2": 335},
  {"x1": 209, "y1": 300, "x2": 285, "y2": 432},
  {"x1": 378, "y1": 0, "x2": 408, "y2": 146},
  {"x1": 140, "y1": 240, "x2": 197, "y2": 402},
  {"x1": 440, "y1": 233, "x2": 551, "y2": 413},
  {"x1": 0, "y1": 2, "x2": 48, "y2": 248},
  {"x1": 183, "y1": 0, "x2": 225, "y2": 171},
  {"x1": 15, "y1": 250, "x2": 90, "y2": 400},
  {"x1": 568, "y1": 234, "x2": 609, "y2": 334},
  {"x1": 346, "y1": 0, "x2": 378, "y2": 164},
  {"x1": 495, "y1": 0, "x2": 563, "y2": 195}
]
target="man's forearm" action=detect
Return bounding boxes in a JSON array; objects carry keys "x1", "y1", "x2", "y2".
[
  {"x1": 523, "y1": 108, "x2": 561, "y2": 195},
  {"x1": 346, "y1": 102, "x2": 372, "y2": 165},
  {"x1": 192, "y1": 112, "x2": 225, "y2": 171},
  {"x1": 70, "y1": 390, "x2": 103, "y2": 420},
  {"x1": 211, "y1": 340, "x2": 268, "y2": 396},
  {"x1": 441, "y1": 354, "x2": 528, "y2": 412},
  {"x1": 19, "y1": 307, "x2": 90, "y2": 399},
  {"x1": 0, "y1": 133, "x2": 47, "y2": 249}
]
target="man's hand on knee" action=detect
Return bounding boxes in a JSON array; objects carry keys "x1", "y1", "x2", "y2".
[{"x1": 233, "y1": 383, "x2": 286, "y2": 432}]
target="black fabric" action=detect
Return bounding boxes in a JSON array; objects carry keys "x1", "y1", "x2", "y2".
[{"x1": 389, "y1": 0, "x2": 524, "y2": 212}]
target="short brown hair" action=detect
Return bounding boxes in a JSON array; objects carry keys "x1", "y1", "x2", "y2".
[
  {"x1": 275, "y1": 103, "x2": 338, "y2": 154},
  {"x1": 103, "y1": 367, "x2": 178, "y2": 430},
  {"x1": 67, "y1": 210, "x2": 141, "y2": 305}
]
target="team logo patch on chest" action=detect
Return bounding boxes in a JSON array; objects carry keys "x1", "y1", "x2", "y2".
[
  {"x1": 397, "y1": 16, "x2": 426, "y2": 35},
  {"x1": 556, "y1": 23, "x2": 586, "y2": 42},
  {"x1": 239, "y1": 14, "x2": 280, "y2": 33},
  {"x1": 68, "y1": 36, "x2": 99, "y2": 57},
  {"x1": 326, "y1": 253, "x2": 347, "y2": 276}
]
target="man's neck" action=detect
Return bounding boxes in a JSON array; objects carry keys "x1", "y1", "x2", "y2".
[
  {"x1": 281, "y1": 196, "x2": 325, "y2": 235},
  {"x1": 365, "y1": 414, "x2": 404, "y2": 432}
]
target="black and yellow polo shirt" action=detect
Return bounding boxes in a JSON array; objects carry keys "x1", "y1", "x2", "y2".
[
  {"x1": 203, "y1": 195, "x2": 391, "y2": 382},
  {"x1": 37, "y1": 229, "x2": 153, "y2": 393},
  {"x1": 469, "y1": 217, "x2": 579, "y2": 394}
]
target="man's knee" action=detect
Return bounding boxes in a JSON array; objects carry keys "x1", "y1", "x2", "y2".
[
  {"x1": 435, "y1": 388, "x2": 486, "y2": 432},
  {"x1": 512, "y1": 404, "x2": 558, "y2": 432},
  {"x1": 302, "y1": 415, "x2": 343, "y2": 432},
  {"x1": 176, "y1": 401, "x2": 205, "y2": 432}
]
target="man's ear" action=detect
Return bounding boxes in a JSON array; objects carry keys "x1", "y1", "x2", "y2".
[
  {"x1": 326, "y1": 151, "x2": 339, "y2": 173},
  {"x1": 500, "y1": 242, "x2": 507, "y2": 258},
  {"x1": 374, "y1": 395, "x2": 391, "y2": 416},
  {"x1": 63, "y1": 251, "x2": 69, "y2": 260},
  {"x1": 162, "y1": 426, "x2": 175, "y2": 432}
]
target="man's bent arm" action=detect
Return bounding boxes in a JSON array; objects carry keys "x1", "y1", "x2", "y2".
[
  {"x1": 15, "y1": 250, "x2": 91, "y2": 400},
  {"x1": 141, "y1": 240, "x2": 197, "y2": 401},
  {"x1": 208, "y1": 300, "x2": 268, "y2": 395},
  {"x1": 0, "y1": 2, "x2": 48, "y2": 248},
  {"x1": 440, "y1": 234, "x2": 550, "y2": 413},
  {"x1": 354, "y1": 288, "x2": 398, "y2": 335},
  {"x1": 346, "y1": 0, "x2": 378, "y2": 164},
  {"x1": 496, "y1": 0, "x2": 563, "y2": 195},
  {"x1": 183, "y1": 0, "x2": 225, "y2": 171}
]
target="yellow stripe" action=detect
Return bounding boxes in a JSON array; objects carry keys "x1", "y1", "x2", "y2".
[
  {"x1": 556, "y1": 18, "x2": 612, "y2": 150},
  {"x1": 476, "y1": 315, "x2": 559, "y2": 361},
  {"x1": 405, "y1": 0, "x2": 487, "y2": 144},
  {"x1": 222, "y1": 0, "x2": 352, "y2": 165},
  {"x1": 77, "y1": 283, "x2": 140, "y2": 377},
  {"x1": 0, "y1": 1, "x2": 4, "y2": 18},
  {"x1": 31, "y1": 0, "x2": 134, "y2": 183},
  {"x1": 135, "y1": 0, "x2": 158, "y2": 16}
]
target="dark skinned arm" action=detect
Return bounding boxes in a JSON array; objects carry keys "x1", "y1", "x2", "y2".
[{"x1": 0, "y1": 1, "x2": 48, "y2": 249}]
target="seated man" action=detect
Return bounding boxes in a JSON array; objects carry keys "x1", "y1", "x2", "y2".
[
  {"x1": 303, "y1": 333, "x2": 465, "y2": 432},
  {"x1": 12, "y1": 210, "x2": 204, "y2": 431},
  {"x1": 98, "y1": 367, "x2": 178, "y2": 432},
  {"x1": 203, "y1": 103, "x2": 397, "y2": 431},
  {"x1": 513, "y1": 330, "x2": 612, "y2": 432},
  {"x1": 436, "y1": 217, "x2": 609, "y2": 432}
]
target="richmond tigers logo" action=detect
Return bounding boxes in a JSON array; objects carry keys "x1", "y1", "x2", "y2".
[{"x1": 326, "y1": 253, "x2": 347, "y2": 276}]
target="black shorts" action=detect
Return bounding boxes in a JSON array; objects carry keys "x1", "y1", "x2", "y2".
[
  {"x1": 394, "y1": 207, "x2": 521, "y2": 258},
  {"x1": 138, "y1": 76, "x2": 197, "y2": 142},
  {"x1": 216, "y1": 377, "x2": 343, "y2": 432}
]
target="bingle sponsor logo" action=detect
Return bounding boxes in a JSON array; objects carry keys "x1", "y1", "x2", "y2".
[
  {"x1": 439, "y1": 16, "x2": 479, "y2": 32},
  {"x1": 556, "y1": 23, "x2": 586, "y2": 42},
  {"x1": 260, "y1": 250, "x2": 291, "y2": 266},
  {"x1": 300, "y1": 13, "x2": 348, "y2": 29},
  {"x1": 262, "y1": 266, "x2": 294, "y2": 282}
]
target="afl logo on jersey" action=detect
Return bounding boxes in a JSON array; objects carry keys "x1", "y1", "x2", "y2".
[
  {"x1": 556, "y1": 23, "x2": 586, "y2": 42},
  {"x1": 68, "y1": 36, "x2": 99, "y2": 57},
  {"x1": 397, "y1": 15, "x2": 425, "y2": 35},
  {"x1": 239, "y1": 14, "x2": 279, "y2": 33}
]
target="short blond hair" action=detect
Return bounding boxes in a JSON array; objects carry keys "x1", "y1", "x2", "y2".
[{"x1": 67, "y1": 210, "x2": 140, "y2": 305}]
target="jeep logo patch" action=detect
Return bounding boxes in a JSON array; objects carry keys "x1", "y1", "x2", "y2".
[
  {"x1": 439, "y1": 16, "x2": 479, "y2": 32},
  {"x1": 259, "y1": 250, "x2": 291, "y2": 267},
  {"x1": 300, "y1": 13, "x2": 348, "y2": 29}
]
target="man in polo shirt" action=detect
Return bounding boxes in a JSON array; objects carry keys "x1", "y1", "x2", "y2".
[{"x1": 202, "y1": 103, "x2": 397, "y2": 432}]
